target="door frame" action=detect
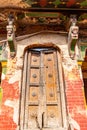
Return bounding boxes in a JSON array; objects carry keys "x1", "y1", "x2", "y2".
[{"x1": 19, "y1": 43, "x2": 68, "y2": 130}]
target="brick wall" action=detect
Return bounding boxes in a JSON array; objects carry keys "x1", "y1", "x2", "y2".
[{"x1": 64, "y1": 66, "x2": 87, "y2": 130}]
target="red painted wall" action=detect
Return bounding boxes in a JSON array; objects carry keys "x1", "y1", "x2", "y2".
[
  {"x1": 0, "y1": 80, "x2": 19, "y2": 130},
  {"x1": 65, "y1": 66, "x2": 87, "y2": 130}
]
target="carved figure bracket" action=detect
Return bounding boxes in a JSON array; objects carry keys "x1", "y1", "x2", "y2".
[
  {"x1": 68, "y1": 15, "x2": 80, "y2": 60},
  {"x1": 6, "y1": 14, "x2": 16, "y2": 57}
]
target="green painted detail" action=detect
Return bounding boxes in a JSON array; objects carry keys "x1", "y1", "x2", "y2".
[
  {"x1": 71, "y1": 39, "x2": 77, "y2": 54},
  {"x1": 60, "y1": 14, "x2": 66, "y2": 20},
  {"x1": 80, "y1": 0, "x2": 87, "y2": 7},
  {"x1": 0, "y1": 46, "x2": 7, "y2": 61},
  {"x1": 8, "y1": 41, "x2": 15, "y2": 52},
  {"x1": 80, "y1": 45, "x2": 87, "y2": 61},
  {"x1": 0, "y1": 61, "x2": 7, "y2": 74},
  {"x1": 0, "y1": 86, "x2": 3, "y2": 110},
  {"x1": 23, "y1": 0, "x2": 33, "y2": 5},
  {"x1": 78, "y1": 13, "x2": 87, "y2": 21},
  {"x1": 2, "y1": 67, "x2": 7, "y2": 74},
  {"x1": 26, "y1": 12, "x2": 59, "y2": 17},
  {"x1": 17, "y1": 13, "x2": 25, "y2": 20},
  {"x1": 38, "y1": 17, "x2": 46, "y2": 23},
  {"x1": 53, "y1": 0, "x2": 61, "y2": 7}
]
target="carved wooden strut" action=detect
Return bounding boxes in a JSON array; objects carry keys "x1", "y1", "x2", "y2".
[{"x1": 68, "y1": 15, "x2": 80, "y2": 60}]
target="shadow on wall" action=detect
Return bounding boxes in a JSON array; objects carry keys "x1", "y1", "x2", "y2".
[{"x1": 81, "y1": 49, "x2": 87, "y2": 105}]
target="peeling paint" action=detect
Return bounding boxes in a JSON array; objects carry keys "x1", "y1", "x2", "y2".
[
  {"x1": 1, "y1": 73, "x2": 5, "y2": 80},
  {"x1": 62, "y1": 57, "x2": 77, "y2": 71},
  {"x1": 70, "y1": 105, "x2": 87, "y2": 117},
  {"x1": 5, "y1": 99, "x2": 19, "y2": 124},
  {"x1": 9, "y1": 70, "x2": 21, "y2": 84},
  {"x1": 69, "y1": 116, "x2": 80, "y2": 130}
]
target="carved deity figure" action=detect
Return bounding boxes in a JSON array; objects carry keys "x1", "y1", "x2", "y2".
[
  {"x1": 6, "y1": 15, "x2": 16, "y2": 57},
  {"x1": 68, "y1": 17, "x2": 80, "y2": 60},
  {"x1": 7, "y1": 15, "x2": 15, "y2": 41}
]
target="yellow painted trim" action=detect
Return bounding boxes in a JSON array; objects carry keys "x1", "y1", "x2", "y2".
[
  {"x1": 1, "y1": 61, "x2": 7, "y2": 67},
  {"x1": 78, "y1": 61, "x2": 83, "y2": 66},
  {"x1": 82, "y1": 88, "x2": 87, "y2": 110}
]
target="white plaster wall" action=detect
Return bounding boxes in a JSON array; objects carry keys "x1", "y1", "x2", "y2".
[
  {"x1": 16, "y1": 33, "x2": 67, "y2": 57},
  {"x1": 16, "y1": 32, "x2": 77, "y2": 71}
]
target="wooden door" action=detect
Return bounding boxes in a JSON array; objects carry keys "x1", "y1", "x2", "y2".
[{"x1": 20, "y1": 48, "x2": 67, "y2": 130}]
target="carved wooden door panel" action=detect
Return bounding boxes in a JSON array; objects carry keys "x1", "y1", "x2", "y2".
[{"x1": 20, "y1": 47, "x2": 67, "y2": 130}]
